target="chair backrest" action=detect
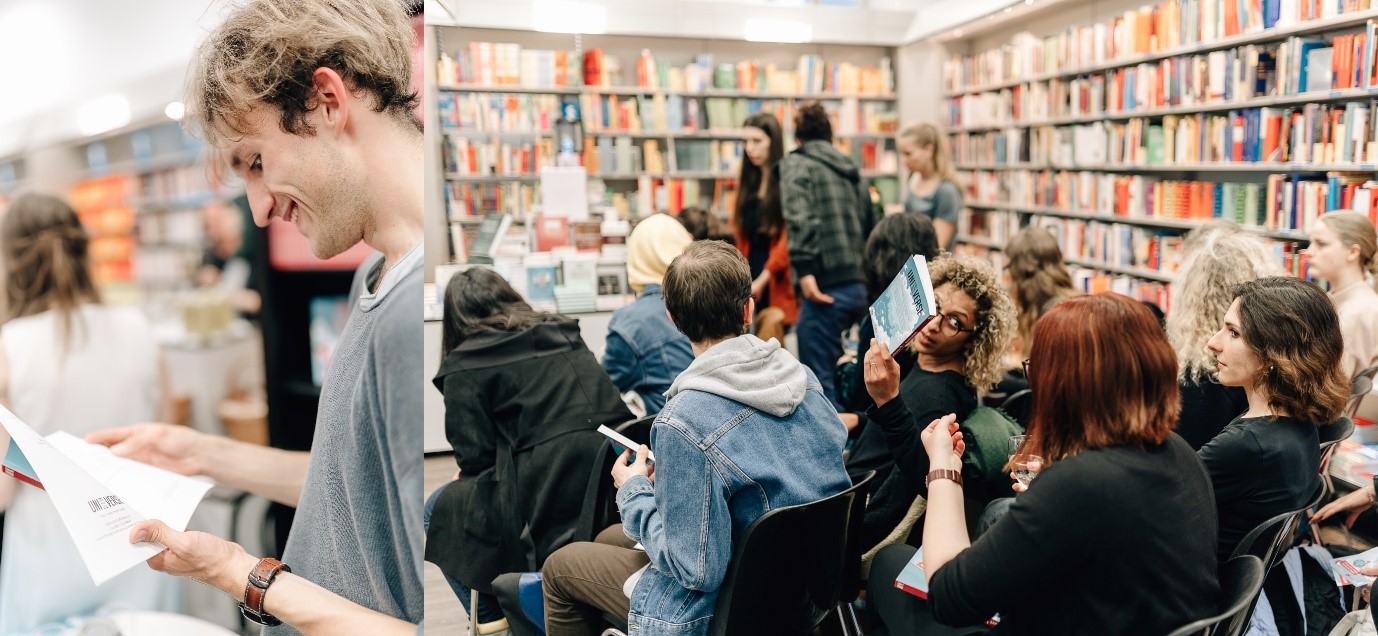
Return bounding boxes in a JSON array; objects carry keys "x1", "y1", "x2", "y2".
[
  {"x1": 1000, "y1": 389, "x2": 1032, "y2": 427},
  {"x1": 1320, "y1": 416, "x2": 1356, "y2": 448},
  {"x1": 1163, "y1": 555, "x2": 1266, "y2": 636},
  {"x1": 574, "y1": 415, "x2": 656, "y2": 542},
  {"x1": 709, "y1": 471, "x2": 875, "y2": 636},
  {"x1": 1345, "y1": 376, "x2": 1372, "y2": 419},
  {"x1": 1230, "y1": 507, "x2": 1304, "y2": 573}
]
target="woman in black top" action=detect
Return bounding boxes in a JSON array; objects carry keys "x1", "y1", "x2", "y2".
[
  {"x1": 858, "y1": 255, "x2": 1015, "y2": 551},
  {"x1": 841, "y1": 213, "x2": 940, "y2": 473},
  {"x1": 867, "y1": 294, "x2": 1220, "y2": 635},
  {"x1": 1199, "y1": 277, "x2": 1348, "y2": 560},
  {"x1": 426, "y1": 268, "x2": 632, "y2": 622},
  {"x1": 1167, "y1": 222, "x2": 1286, "y2": 449}
]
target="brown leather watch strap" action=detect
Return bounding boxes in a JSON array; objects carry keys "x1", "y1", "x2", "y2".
[
  {"x1": 240, "y1": 557, "x2": 291, "y2": 626},
  {"x1": 925, "y1": 468, "x2": 963, "y2": 488}
]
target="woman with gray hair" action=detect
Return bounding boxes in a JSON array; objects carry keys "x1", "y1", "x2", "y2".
[{"x1": 1167, "y1": 221, "x2": 1286, "y2": 449}]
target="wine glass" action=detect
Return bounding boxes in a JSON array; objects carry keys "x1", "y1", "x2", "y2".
[{"x1": 1007, "y1": 435, "x2": 1044, "y2": 487}]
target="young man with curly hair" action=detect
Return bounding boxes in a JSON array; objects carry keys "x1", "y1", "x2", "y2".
[{"x1": 85, "y1": 1, "x2": 424, "y2": 634}]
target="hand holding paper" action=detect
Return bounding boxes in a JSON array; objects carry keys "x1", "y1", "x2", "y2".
[
  {"x1": 130, "y1": 519, "x2": 258, "y2": 600},
  {"x1": 0, "y1": 406, "x2": 211, "y2": 585}
]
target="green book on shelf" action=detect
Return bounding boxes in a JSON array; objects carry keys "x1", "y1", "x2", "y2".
[
  {"x1": 714, "y1": 64, "x2": 737, "y2": 90},
  {"x1": 1146, "y1": 125, "x2": 1165, "y2": 165}
]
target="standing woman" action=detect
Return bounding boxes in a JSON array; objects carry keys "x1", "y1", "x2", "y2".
[
  {"x1": 898, "y1": 123, "x2": 963, "y2": 252},
  {"x1": 426, "y1": 268, "x2": 632, "y2": 623},
  {"x1": 1305, "y1": 210, "x2": 1378, "y2": 377},
  {"x1": 1200, "y1": 277, "x2": 1347, "y2": 560},
  {"x1": 0, "y1": 193, "x2": 177, "y2": 632},
  {"x1": 732, "y1": 112, "x2": 797, "y2": 345}
]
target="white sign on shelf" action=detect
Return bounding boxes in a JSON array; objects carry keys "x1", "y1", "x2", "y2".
[{"x1": 540, "y1": 166, "x2": 590, "y2": 221}]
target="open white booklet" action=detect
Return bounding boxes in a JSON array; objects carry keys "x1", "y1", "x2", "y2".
[{"x1": 0, "y1": 405, "x2": 212, "y2": 585}]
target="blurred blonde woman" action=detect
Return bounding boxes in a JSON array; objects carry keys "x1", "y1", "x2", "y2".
[
  {"x1": 898, "y1": 123, "x2": 963, "y2": 251},
  {"x1": 1167, "y1": 222, "x2": 1285, "y2": 449},
  {"x1": 1305, "y1": 210, "x2": 1378, "y2": 376},
  {"x1": 0, "y1": 193, "x2": 176, "y2": 633}
]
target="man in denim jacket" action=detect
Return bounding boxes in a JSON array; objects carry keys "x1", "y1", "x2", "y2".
[{"x1": 542, "y1": 240, "x2": 852, "y2": 636}]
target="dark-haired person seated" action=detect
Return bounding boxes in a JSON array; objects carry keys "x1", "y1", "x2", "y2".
[
  {"x1": 426, "y1": 268, "x2": 632, "y2": 624},
  {"x1": 1199, "y1": 277, "x2": 1345, "y2": 561},
  {"x1": 867, "y1": 294, "x2": 1218, "y2": 635},
  {"x1": 540, "y1": 241, "x2": 851, "y2": 636}
]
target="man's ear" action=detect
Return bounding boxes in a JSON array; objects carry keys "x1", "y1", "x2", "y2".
[
  {"x1": 310, "y1": 67, "x2": 350, "y2": 137},
  {"x1": 744, "y1": 296, "x2": 755, "y2": 328},
  {"x1": 665, "y1": 308, "x2": 676, "y2": 326}
]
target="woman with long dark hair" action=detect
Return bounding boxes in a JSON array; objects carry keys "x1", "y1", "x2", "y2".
[
  {"x1": 426, "y1": 267, "x2": 631, "y2": 626},
  {"x1": 0, "y1": 193, "x2": 176, "y2": 632},
  {"x1": 732, "y1": 112, "x2": 797, "y2": 344}
]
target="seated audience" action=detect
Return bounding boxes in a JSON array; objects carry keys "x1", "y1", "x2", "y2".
[
  {"x1": 857, "y1": 255, "x2": 1015, "y2": 551},
  {"x1": 540, "y1": 240, "x2": 851, "y2": 636},
  {"x1": 426, "y1": 268, "x2": 632, "y2": 624},
  {"x1": 1167, "y1": 223, "x2": 1283, "y2": 449},
  {"x1": 1200, "y1": 277, "x2": 1347, "y2": 560},
  {"x1": 867, "y1": 294, "x2": 1219, "y2": 635},
  {"x1": 1306, "y1": 210, "x2": 1378, "y2": 376},
  {"x1": 604, "y1": 213, "x2": 695, "y2": 415}
]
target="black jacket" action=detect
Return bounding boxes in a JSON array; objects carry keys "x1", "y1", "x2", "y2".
[{"x1": 425, "y1": 317, "x2": 632, "y2": 593}]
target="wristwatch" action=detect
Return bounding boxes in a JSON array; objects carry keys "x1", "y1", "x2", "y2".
[
  {"x1": 240, "y1": 557, "x2": 291, "y2": 626},
  {"x1": 926, "y1": 468, "x2": 963, "y2": 488}
]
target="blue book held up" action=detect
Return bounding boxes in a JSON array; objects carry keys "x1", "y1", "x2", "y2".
[
  {"x1": 868, "y1": 254, "x2": 937, "y2": 358},
  {"x1": 2, "y1": 438, "x2": 41, "y2": 489},
  {"x1": 895, "y1": 547, "x2": 1000, "y2": 626}
]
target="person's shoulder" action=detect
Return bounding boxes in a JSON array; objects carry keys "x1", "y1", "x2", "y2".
[{"x1": 938, "y1": 180, "x2": 963, "y2": 198}]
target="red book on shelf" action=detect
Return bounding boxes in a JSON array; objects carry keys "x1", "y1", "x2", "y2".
[
  {"x1": 1231, "y1": 115, "x2": 1244, "y2": 162},
  {"x1": 583, "y1": 49, "x2": 604, "y2": 87}
]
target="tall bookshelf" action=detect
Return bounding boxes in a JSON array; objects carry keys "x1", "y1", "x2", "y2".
[
  {"x1": 435, "y1": 27, "x2": 903, "y2": 265},
  {"x1": 936, "y1": 0, "x2": 1378, "y2": 310}
]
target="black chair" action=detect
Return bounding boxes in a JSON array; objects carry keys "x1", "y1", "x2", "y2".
[
  {"x1": 1231, "y1": 507, "x2": 1306, "y2": 573},
  {"x1": 1317, "y1": 416, "x2": 1357, "y2": 503},
  {"x1": 1164, "y1": 555, "x2": 1266, "y2": 636},
  {"x1": 999, "y1": 389, "x2": 1032, "y2": 427},
  {"x1": 601, "y1": 472, "x2": 876, "y2": 636},
  {"x1": 1345, "y1": 376, "x2": 1373, "y2": 420},
  {"x1": 576, "y1": 414, "x2": 655, "y2": 542}
]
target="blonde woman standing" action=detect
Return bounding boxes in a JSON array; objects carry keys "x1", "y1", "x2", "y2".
[
  {"x1": 1305, "y1": 210, "x2": 1378, "y2": 376},
  {"x1": 898, "y1": 123, "x2": 963, "y2": 251}
]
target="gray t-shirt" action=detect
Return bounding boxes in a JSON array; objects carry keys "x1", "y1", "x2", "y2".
[
  {"x1": 904, "y1": 179, "x2": 963, "y2": 250},
  {"x1": 266, "y1": 243, "x2": 424, "y2": 634}
]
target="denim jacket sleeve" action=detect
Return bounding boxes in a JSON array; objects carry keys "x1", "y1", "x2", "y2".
[
  {"x1": 601, "y1": 331, "x2": 643, "y2": 395},
  {"x1": 616, "y1": 423, "x2": 732, "y2": 593}
]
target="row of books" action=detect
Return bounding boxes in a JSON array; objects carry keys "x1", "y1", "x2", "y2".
[
  {"x1": 962, "y1": 168, "x2": 1378, "y2": 232},
  {"x1": 438, "y1": 93, "x2": 563, "y2": 133},
  {"x1": 441, "y1": 256, "x2": 633, "y2": 313},
  {"x1": 581, "y1": 94, "x2": 898, "y2": 135},
  {"x1": 942, "y1": 0, "x2": 1376, "y2": 93},
  {"x1": 444, "y1": 137, "x2": 556, "y2": 177},
  {"x1": 444, "y1": 43, "x2": 895, "y2": 96},
  {"x1": 946, "y1": 31, "x2": 1378, "y2": 128},
  {"x1": 952, "y1": 242, "x2": 1176, "y2": 309},
  {"x1": 950, "y1": 101, "x2": 1378, "y2": 166}
]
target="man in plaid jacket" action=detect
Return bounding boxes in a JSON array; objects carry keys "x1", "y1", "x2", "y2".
[{"x1": 780, "y1": 102, "x2": 875, "y2": 409}]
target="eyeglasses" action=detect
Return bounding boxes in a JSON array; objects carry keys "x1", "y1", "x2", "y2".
[
  {"x1": 933, "y1": 309, "x2": 974, "y2": 337},
  {"x1": 1022, "y1": 358, "x2": 1031, "y2": 377}
]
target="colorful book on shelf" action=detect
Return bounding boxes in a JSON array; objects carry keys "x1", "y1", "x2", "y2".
[
  {"x1": 533, "y1": 216, "x2": 571, "y2": 252},
  {"x1": 468, "y1": 213, "x2": 513, "y2": 261}
]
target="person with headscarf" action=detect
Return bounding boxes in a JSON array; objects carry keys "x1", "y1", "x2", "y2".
[{"x1": 603, "y1": 213, "x2": 696, "y2": 415}]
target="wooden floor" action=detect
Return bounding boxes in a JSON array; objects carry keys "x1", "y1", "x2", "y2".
[{"x1": 425, "y1": 453, "x2": 468, "y2": 634}]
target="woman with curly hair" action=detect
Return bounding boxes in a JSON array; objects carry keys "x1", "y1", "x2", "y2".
[
  {"x1": 1004, "y1": 226, "x2": 1080, "y2": 361},
  {"x1": 1201, "y1": 276, "x2": 1347, "y2": 560},
  {"x1": 857, "y1": 254, "x2": 1016, "y2": 552},
  {"x1": 1167, "y1": 222, "x2": 1285, "y2": 449}
]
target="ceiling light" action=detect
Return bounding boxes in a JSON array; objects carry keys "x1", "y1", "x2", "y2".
[
  {"x1": 78, "y1": 94, "x2": 130, "y2": 137},
  {"x1": 744, "y1": 18, "x2": 813, "y2": 43},
  {"x1": 165, "y1": 101, "x2": 185, "y2": 121},
  {"x1": 532, "y1": 0, "x2": 607, "y2": 34}
]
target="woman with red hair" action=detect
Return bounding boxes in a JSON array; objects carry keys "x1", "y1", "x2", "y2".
[{"x1": 865, "y1": 294, "x2": 1219, "y2": 635}]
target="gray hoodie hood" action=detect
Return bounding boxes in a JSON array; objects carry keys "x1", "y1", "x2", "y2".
[
  {"x1": 795, "y1": 139, "x2": 860, "y2": 183},
  {"x1": 665, "y1": 334, "x2": 808, "y2": 417}
]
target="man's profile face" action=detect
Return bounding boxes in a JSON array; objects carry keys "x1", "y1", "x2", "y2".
[{"x1": 220, "y1": 101, "x2": 368, "y2": 259}]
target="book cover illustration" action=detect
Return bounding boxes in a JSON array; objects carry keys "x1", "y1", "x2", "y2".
[{"x1": 869, "y1": 254, "x2": 937, "y2": 357}]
